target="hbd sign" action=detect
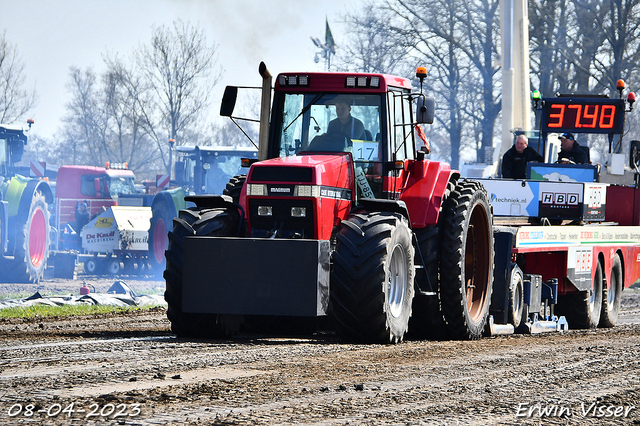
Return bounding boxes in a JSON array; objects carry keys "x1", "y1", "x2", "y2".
[{"x1": 541, "y1": 192, "x2": 580, "y2": 206}]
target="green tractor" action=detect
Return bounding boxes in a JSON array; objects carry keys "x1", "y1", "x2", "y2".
[{"x1": 0, "y1": 123, "x2": 53, "y2": 283}]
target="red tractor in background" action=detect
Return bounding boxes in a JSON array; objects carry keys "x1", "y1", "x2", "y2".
[{"x1": 164, "y1": 64, "x2": 494, "y2": 343}]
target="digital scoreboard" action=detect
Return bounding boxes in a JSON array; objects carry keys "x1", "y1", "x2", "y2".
[{"x1": 540, "y1": 97, "x2": 626, "y2": 134}]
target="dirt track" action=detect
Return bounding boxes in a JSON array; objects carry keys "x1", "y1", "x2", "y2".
[{"x1": 0, "y1": 276, "x2": 639, "y2": 425}]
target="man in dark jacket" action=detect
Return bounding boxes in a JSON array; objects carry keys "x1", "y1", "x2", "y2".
[
  {"x1": 501, "y1": 135, "x2": 543, "y2": 179},
  {"x1": 557, "y1": 133, "x2": 589, "y2": 164}
]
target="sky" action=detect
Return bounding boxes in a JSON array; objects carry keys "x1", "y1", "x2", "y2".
[{"x1": 1, "y1": 0, "x2": 356, "y2": 140}]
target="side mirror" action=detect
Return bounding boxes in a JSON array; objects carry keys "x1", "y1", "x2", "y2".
[
  {"x1": 220, "y1": 86, "x2": 238, "y2": 117},
  {"x1": 416, "y1": 96, "x2": 435, "y2": 124}
]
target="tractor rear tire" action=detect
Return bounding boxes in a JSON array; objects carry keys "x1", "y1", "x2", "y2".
[
  {"x1": 559, "y1": 260, "x2": 603, "y2": 329},
  {"x1": 11, "y1": 191, "x2": 50, "y2": 283},
  {"x1": 148, "y1": 200, "x2": 174, "y2": 277},
  {"x1": 600, "y1": 253, "x2": 623, "y2": 327},
  {"x1": 331, "y1": 211, "x2": 415, "y2": 344},
  {"x1": 439, "y1": 180, "x2": 494, "y2": 340},
  {"x1": 164, "y1": 206, "x2": 241, "y2": 338},
  {"x1": 223, "y1": 175, "x2": 247, "y2": 205}
]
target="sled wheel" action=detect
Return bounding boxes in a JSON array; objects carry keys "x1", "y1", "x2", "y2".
[
  {"x1": 331, "y1": 211, "x2": 415, "y2": 344},
  {"x1": 164, "y1": 206, "x2": 242, "y2": 338},
  {"x1": 84, "y1": 257, "x2": 101, "y2": 274},
  {"x1": 600, "y1": 253, "x2": 622, "y2": 328},
  {"x1": 107, "y1": 258, "x2": 121, "y2": 275},
  {"x1": 508, "y1": 265, "x2": 525, "y2": 329},
  {"x1": 440, "y1": 180, "x2": 494, "y2": 340},
  {"x1": 560, "y1": 260, "x2": 603, "y2": 329}
]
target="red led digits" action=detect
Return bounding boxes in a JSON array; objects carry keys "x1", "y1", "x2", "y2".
[
  {"x1": 548, "y1": 104, "x2": 565, "y2": 128},
  {"x1": 599, "y1": 105, "x2": 616, "y2": 129},
  {"x1": 582, "y1": 105, "x2": 599, "y2": 128}
]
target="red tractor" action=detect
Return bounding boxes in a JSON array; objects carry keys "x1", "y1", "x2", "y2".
[{"x1": 164, "y1": 64, "x2": 494, "y2": 343}]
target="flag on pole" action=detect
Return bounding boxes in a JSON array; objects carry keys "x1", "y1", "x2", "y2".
[{"x1": 325, "y1": 18, "x2": 336, "y2": 54}]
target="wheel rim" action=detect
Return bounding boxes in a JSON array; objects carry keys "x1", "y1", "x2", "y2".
[
  {"x1": 388, "y1": 244, "x2": 407, "y2": 318},
  {"x1": 108, "y1": 260, "x2": 120, "y2": 274},
  {"x1": 465, "y1": 203, "x2": 492, "y2": 322},
  {"x1": 28, "y1": 208, "x2": 47, "y2": 268},
  {"x1": 513, "y1": 273, "x2": 523, "y2": 318},
  {"x1": 86, "y1": 260, "x2": 96, "y2": 273},
  {"x1": 153, "y1": 218, "x2": 168, "y2": 264}
]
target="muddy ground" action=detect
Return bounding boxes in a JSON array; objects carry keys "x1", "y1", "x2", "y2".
[{"x1": 0, "y1": 274, "x2": 639, "y2": 425}]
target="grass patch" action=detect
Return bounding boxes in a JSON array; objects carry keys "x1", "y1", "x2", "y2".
[{"x1": 0, "y1": 303, "x2": 162, "y2": 319}]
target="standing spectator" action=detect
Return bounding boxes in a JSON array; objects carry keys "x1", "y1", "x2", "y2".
[
  {"x1": 501, "y1": 135, "x2": 543, "y2": 179},
  {"x1": 74, "y1": 200, "x2": 90, "y2": 246}
]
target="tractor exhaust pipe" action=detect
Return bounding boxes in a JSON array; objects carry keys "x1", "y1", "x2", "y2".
[{"x1": 258, "y1": 62, "x2": 272, "y2": 161}]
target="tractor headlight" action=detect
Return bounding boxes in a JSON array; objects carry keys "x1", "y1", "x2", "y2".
[
  {"x1": 247, "y1": 184, "x2": 267, "y2": 196},
  {"x1": 293, "y1": 185, "x2": 320, "y2": 197},
  {"x1": 257, "y1": 206, "x2": 273, "y2": 216},
  {"x1": 291, "y1": 207, "x2": 306, "y2": 217}
]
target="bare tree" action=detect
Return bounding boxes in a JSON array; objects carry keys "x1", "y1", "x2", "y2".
[
  {"x1": 0, "y1": 32, "x2": 36, "y2": 124},
  {"x1": 134, "y1": 20, "x2": 224, "y2": 174},
  {"x1": 337, "y1": 7, "x2": 411, "y2": 74},
  {"x1": 63, "y1": 67, "x2": 102, "y2": 165}
]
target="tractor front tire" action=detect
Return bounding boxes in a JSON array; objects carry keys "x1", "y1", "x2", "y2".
[
  {"x1": 164, "y1": 206, "x2": 241, "y2": 338},
  {"x1": 600, "y1": 253, "x2": 623, "y2": 327},
  {"x1": 223, "y1": 175, "x2": 247, "y2": 205},
  {"x1": 331, "y1": 211, "x2": 415, "y2": 344},
  {"x1": 11, "y1": 191, "x2": 50, "y2": 283},
  {"x1": 439, "y1": 180, "x2": 494, "y2": 340}
]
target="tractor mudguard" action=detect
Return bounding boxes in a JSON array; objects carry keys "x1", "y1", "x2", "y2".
[
  {"x1": 182, "y1": 237, "x2": 330, "y2": 317},
  {"x1": 400, "y1": 161, "x2": 459, "y2": 228},
  {"x1": 5, "y1": 176, "x2": 52, "y2": 219},
  {"x1": 17, "y1": 179, "x2": 53, "y2": 221},
  {"x1": 151, "y1": 190, "x2": 181, "y2": 219},
  {"x1": 359, "y1": 199, "x2": 411, "y2": 223}
]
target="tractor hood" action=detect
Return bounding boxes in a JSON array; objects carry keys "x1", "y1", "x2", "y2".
[{"x1": 243, "y1": 153, "x2": 355, "y2": 240}]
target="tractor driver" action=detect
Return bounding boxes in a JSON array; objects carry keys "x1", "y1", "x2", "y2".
[
  {"x1": 557, "y1": 133, "x2": 589, "y2": 164},
  {"x1": 327, "y1": 98, "x2": 366, "y2": 141},
  {"x1": 307, "y1": 97, "x2": 366, "y2": 152}
]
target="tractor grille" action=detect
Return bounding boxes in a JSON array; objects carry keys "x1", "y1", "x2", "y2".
[
  {"x1": 249, "y1": 199, "x2": 315, "y2": 239},
  {"x1": 250, "y1": 167, "x2": 313, "y2": 183}
]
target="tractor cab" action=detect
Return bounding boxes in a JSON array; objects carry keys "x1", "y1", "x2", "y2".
[{"x1": 0, "y1": 124, "x2": 27, "y2": 179}]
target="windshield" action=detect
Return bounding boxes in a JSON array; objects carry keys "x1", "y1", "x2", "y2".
[
  {"x1": 107, "y1": 176, "x2": 136, "y2": 195},
  {"x1": 203, "y1": 152, "x2": 255, "y2": 194},
  {"x1": 275, "y1": 93, "x2": 383, "y2": 162}
]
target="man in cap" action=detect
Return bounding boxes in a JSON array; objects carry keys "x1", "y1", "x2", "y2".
[
  {"x1": 557, "y1": 133, "x2": 589, "y2": 164},
  {"x1": 501, "y1": 134, "x2": 543, "y2": 179}
]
